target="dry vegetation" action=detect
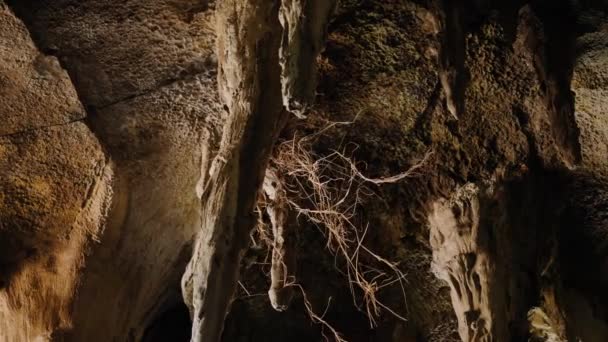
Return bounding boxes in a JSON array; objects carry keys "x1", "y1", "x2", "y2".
[{"x1": 252, "y1": 117, "x2": 432, "y2": 341}]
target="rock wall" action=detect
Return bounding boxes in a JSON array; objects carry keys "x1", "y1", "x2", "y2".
[
  {"x1": 1, "y1": 0, "x2": 608, "y2": 341},
  {"x1": 0, "y1": 4, "x2": 113, "y2": 340}
]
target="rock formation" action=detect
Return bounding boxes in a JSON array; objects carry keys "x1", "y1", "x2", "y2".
[{"x1": 1, "y1": 0, "x2": 608, "y2": 341}]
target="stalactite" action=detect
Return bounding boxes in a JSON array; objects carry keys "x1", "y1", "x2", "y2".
[
  {"x1": 519, "y1": 3, "x2": 581, "y2": 167},
  {"x1": 2, "y1": 0, "x2": 608, "y2": 340},
  {"x1": 428, "y1": 180, "x2": 541, "y2": 342},
  {"x1": 182, "y1": 1, "x2": 336, "y2": 340},
  {"x1": 278, "y1": 0, "x2": 337, "y2": 118},
  {"x1": 182, "y1": 1, "x2": 286, "y2": 341},
  {"x1": 429, "y1": 184, "x2": 498, "y2": 341},
  {"x1": 433, "y1": 0, "x2": 468, "y2": 119},
  {"x1": 262, "y1": 167, "x2": 296, "y2": 312}
]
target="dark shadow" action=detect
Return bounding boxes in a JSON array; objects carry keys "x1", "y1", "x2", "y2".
[{"x1": 142, "y1": 302, "x2": 192, "y2": 342}]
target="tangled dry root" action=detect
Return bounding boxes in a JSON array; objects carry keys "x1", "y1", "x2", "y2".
[{"x1": 254, "y1": 118, "x2": 432, "y2": 340}]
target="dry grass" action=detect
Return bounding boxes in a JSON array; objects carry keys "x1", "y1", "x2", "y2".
[{"x1": 253, "y1": 117, "x2": 431, "y2": 340}]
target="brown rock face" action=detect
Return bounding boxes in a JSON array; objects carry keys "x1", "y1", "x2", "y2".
[
  {"x1": 2, "y1": 0, "x2": 608, "y2": 341},
  {"x1": 0, "y1": 4, "x2": 112, "y2": 341},
  {"x1": 0, "y1": 5, "x2": 85, "y2": 136},
  {"x1": 3, "y1": 0, "x2": 222, "y2": 340}
]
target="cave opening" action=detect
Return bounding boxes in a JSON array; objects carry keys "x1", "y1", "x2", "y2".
[{"x1": 142, "y1": 302, "x2": 192, "y2": 342}]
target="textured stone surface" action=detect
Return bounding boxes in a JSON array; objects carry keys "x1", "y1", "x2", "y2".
[
  {"x1": 182, "y1": 1, "x2": 288, "y2": 340},
  {"x1": 0, "y1": 124, "x2": 112, "y2": 340},
  {"x1": 278, "y1": 0, "x2": 337, "y2": 117},
  {"x1": 5, "y1": 1, "x2": 223, "y2": 340},
  {"x1": 0, "y1": 4, "x2": 84, "y2": 136},
  {"x1": 1, "y1": 0, "x2": 608, "y2": 341},
  {"x1": 65, "y1": 74, "x2": 221, "y2": 341},
  {"x1": 11, "y1": 0, "x2": 216, "y2": 107},
  {"x1": 573, "y1": 25, "x2": 608, "y2": 179},
  {"x1": 0, "y1": 6, "x2": 112, "y2": 341},
  {"x1": 555, "y1": 15, "x2": 608, "y2": 342}
]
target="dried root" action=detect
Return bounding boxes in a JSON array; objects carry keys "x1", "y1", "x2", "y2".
[{"x1": 255, "y1": 118, "x2": 432, "y2": 339}]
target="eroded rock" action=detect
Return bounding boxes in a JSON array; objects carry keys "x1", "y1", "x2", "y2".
[
  {"x1": 10, "y1": 0, "x2": 217, "y2": 108},
  {"x1": 429, "y1": 184, "x2": 494, "y2": 341},
  {"x1": 0, "y1": 5, "x2": 113, "y2": 341},
  {"x1": 278, "y1": 0, "x2": 336, "y2": 117},
  {"x1": 262, "y1": 167, "x2": 296, "y2": 312},
  {"x1": 1, "y1": 0, "x2": 608, "y2": 341},
  {"x1": 0, "y1": 4, "x2": 84, "y2": 136}
]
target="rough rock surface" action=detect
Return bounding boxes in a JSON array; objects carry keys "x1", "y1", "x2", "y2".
[
  {"x1": 1, "y1": 0, "x2": 608, "y2": 341},
  {"x1": 573, "y1": 19, "x2": 608, "y2": 179},
  {"x1": 0, "y1": 6, "x2": 85, "y2": 136},
  {"x1": 6, "y1": 0, "x2": 222, "y2": 340},
  {"x1": 0, "y1": 4, "x2": 112, "y2": 341}
]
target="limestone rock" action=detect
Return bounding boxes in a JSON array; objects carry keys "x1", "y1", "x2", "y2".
[
  {"x1": 0, "y1": 4, "x2": 84, "y2": 135},
  {"x1": 1, "y1": 0, "x2": 608, "y2": 341},
  {"x1": 0, "y1": 7, "x2": 112, "y2": 341}
]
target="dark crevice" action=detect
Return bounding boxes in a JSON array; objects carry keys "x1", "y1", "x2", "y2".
[
  {"x1": 94, "y1": 67, "x2": 217, "y2": 110},
  {"x1": 0, "y1": 118, "x2": 85, "y2": 139},
  {"x1": 523, "y1": 1, "x2": 582, "y2": 166},
  {"x1": 433, "y1": 0, "x2": 468, "y2": 119},
  {"x1": 142, "y1": 302, "x2": 192, "y2": 342},
  {"x1": 558, "y1": 172, "x2": 608, "y2": 339},
  {"x1": 511, "y1": 106, "x2": 543, "y2": 170},
  {"x1": 414, "y1": 79, "x2": 442, "y2": 144}
]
